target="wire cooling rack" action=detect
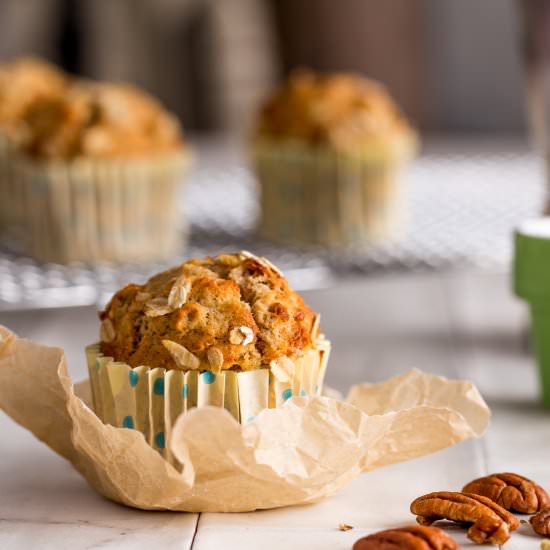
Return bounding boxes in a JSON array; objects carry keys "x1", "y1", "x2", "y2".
[{"x1": 0, "y1": 137, "x2": 545, "y2": 311}]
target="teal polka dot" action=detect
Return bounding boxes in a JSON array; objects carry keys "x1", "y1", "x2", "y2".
[
  {"x1": 314, "y1": 385, "x2": 319, "y2": 394},
  {"x1": 129, "y1": 371, "x2": 139, "y2": 387},
  {"x1": 155, "y1": 431, "x2": 165, "y2": 449},
  {"x1": 95, "y1": 359, "x2": 101, "y2": 370},
  {"x1": 282, "y1": 388, "x2": 293, "y2": 401},
  {"x1": 122, "y1": 415, "x2": 134, "y2": 429},
  {"x1": 183, "y1": 384, "x2": 189, "y2": 398},
  {"x1": 202, "y1": 372, "x2": 215, "y2": 384},
  {"x1": 300, "y1": 389, "x2": 307, "y2": 397},
  {"x1": 153, "y1": 378, "x2": 164, "y2": 395},
  {"x1": 246, "y1": 415, "x2": 255, "y2": 423}
]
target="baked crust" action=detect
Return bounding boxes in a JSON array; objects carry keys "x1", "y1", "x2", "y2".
[
  {"x1": 99, "y1": 252, "x2": 318, "y2": 372},
  {"x1": 0, "y1": 57, "x2": 68, "y2": 132},
  {"x1": 0, "y1": 57, "x2": 183, "y2": 159},
  {"x1": 18, "y1": 81, "x2": 183, "y2": 159},
  {"x1": 255, "y1": 69, "x2": 415, "y2": 151}
]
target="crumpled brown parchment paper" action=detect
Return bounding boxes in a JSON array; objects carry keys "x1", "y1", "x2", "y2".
[{"x1": 0, "y1": 326, "x2": 490, "y2": 512}]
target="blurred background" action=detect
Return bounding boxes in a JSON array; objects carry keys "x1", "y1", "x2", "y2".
[
  {"x1": 0, "y1": 0, "x2": 542, "y2": 295},
  {"x1": 0, "y1": 0, "x2": 549, "y2": 406},
  {"x1": 0, "y1": 0, "x2": 527, "y2": 135}
]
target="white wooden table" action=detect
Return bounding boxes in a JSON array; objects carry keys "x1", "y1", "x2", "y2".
[{"x1": 0, "y1": 269, "x2": 548, "y2": 549}]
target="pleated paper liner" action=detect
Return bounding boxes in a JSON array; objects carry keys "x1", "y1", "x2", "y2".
[
  {"x1": 86, "y1": 336, "x2": 331, "y2": 467},
  {"x1": 12, "y1": 150, "x2": 190, "y2": 263},
  {"x1": 251, "y1": 138, "x2": 416, "y2": 249}
]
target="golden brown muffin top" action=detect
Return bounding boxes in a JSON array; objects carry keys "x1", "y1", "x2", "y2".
[
  {"x1": 0, "y1": 57, "x2": 68, "y2": 131},
  {"x1": 255, "y1": 70, "x2": 415, "y2": 150},
  {"x1": 17, "y1": 81, "x2": 183, "y2": 159},
  {"x1": 99, "y1": 252, "x2": 319, "y2": 372}
]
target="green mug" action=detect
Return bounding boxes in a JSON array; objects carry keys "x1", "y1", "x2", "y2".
[{"x1": 514, "y1": 218, "x2": 550, "y2": 407}]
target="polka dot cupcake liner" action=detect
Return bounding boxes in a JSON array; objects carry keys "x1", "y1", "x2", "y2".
[
  {"x1": 2, "y1": 149, "x2": 190, "y2": 263},
  {"x1": 251, "y1": 139, "x2": 416, "y2": 249},
  {"x1": 86, "y1": 337, "x2": 330, "y2": 467}
]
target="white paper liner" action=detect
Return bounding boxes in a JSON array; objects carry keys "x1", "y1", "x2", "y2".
[
  {"x1": 251, "y1": 140, "x2": 416, "y2": 249},
  {"x1": 0, "y1": 326, "x2": 490, "y2": 513},
  {"x1": 8, "y1": 150, "x2": 190, "y2": 263},
  {"x1": 86, "y1": 337, "x2": 331, "y2": 466}
]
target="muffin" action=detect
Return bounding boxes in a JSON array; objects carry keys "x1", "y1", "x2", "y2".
[
  {"x1": 86, "y1": 251, "x2": 330, "y2": 462},
  {"x1": 251, "y1": 70, "x2": 418, "y2": 248},
  {"x1": 0, "y1": 57, "x2": 189, "y2": 263},
  {"x1": 0, "y1": 58, "x2": 68, "y2": 231}
]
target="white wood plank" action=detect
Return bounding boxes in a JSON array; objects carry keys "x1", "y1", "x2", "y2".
[
  {"x1": 0, "y1": 414, "x2": 199, "y2": 550},
  {"x1": 198, "y1": 441, "x2": 484, "y2": 529},
  {"x1": 192, "y1": 527, "x2": 482, "y2": 550},
  {"x1": 193, "y1": 441, "x2": 485, "y2": 549}
]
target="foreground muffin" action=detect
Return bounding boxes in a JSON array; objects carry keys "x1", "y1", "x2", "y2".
[
  {"x1": 0, "y1": 57, "x2": 189, "y2": 263},
  {"x1": 87, "y1": 251, "x2": 330, "y2": 461},
  {"x1": 252, "y1": 70, "x2": 418, "y2": 248}
]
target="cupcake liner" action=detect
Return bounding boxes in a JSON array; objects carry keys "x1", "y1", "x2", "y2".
[
  {"x1": 11, "y1": 151, "x2": 190, "y2": 263},
  {"x1": 251, "y1": 140, "x2": 415, "y2": 249},
  {"x1": 86, "y1": 336, "x2": 331, "y2": 466}
]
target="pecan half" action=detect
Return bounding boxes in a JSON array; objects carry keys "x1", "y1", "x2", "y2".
[
  {"x1": 411, "y1": 491, "x2": 519, "y2": 545},
  {"x1": 463, "y1": 473, "x2": 550, "y2": 514},
  {"x1": 531, "y1": 507, "x2": 550, "y2": 537},
  {"x1": 352, "y1": 526, "x2": 458, "y2": 550}
]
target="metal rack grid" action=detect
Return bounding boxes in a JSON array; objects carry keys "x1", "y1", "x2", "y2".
[{"x1": 0, "y1": 138, "x2": 544, "y2": 311}]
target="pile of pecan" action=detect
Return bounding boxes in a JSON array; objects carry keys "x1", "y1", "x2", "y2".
[
  {"x1": 352, "y1": 473, "x2": 550, "y2": 549},
  {"x1": 409, "y1": 472, "x2": 550, "y2": 544}
]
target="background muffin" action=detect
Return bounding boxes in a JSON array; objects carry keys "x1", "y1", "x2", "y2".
[
  {"x1": 0, "y1": 58, "x2": 68, "y2": 230},
  {"x1": 0, "y1": 57, "x2": 189, "y2": 264},
  {"x1": 252, "y1": 70, "x2": 418, "y2": 249},
  {"x1": 18, "y1": 81, "x2": 182, "y2": 160},
  {"x1": 0, "y1": 57, "x2": 68, "y2": 138},
  {"x1": 88, "y1": 252, "x2": 330, "y2": 460}
]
